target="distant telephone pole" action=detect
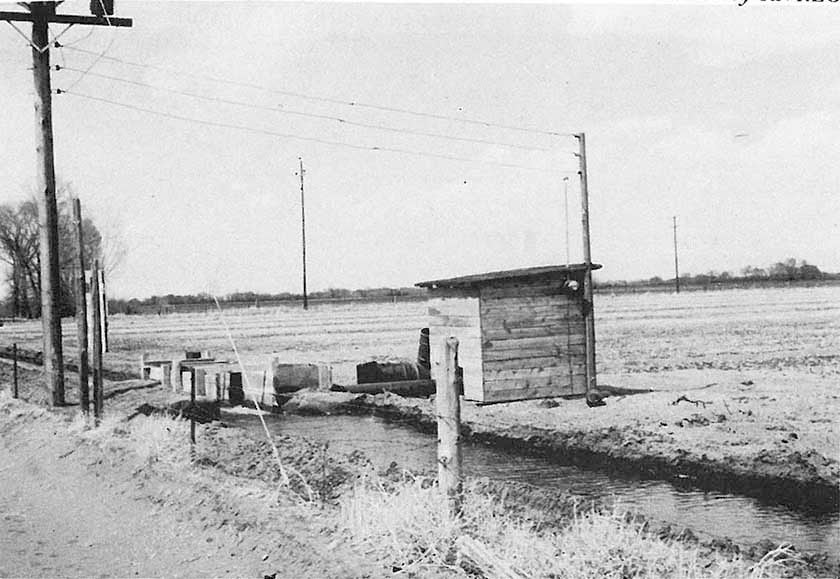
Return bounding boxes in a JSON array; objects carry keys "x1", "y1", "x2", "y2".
[
  {"x1": 576, "y1": 133, "x2": 597, "y2": 394},
  {"x1": 297, "y1": 157, "x2": 308, "y2": 310},
  {"x1": 1, "y1": 1, "x2": 132, "y2": 405},
  {"x1": 673, "y1": 216, "x2": 681, "y2": 294}
]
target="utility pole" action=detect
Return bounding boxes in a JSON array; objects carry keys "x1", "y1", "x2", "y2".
[
  {"x1": 562, "y1": 176, "x2": 570, "y2": 268},
  {"x1": 673, "y1": 216, "x2": 680, "y2": 294},
  {"x1": 297, "y1": 157, "x2": 308, "y2": 310},
  {"x1": 576, "y1": 133, "x2": 597, "y2": 394},
  {"x1": 1, "y1": 2, "x2": 132, "y2": 406}
]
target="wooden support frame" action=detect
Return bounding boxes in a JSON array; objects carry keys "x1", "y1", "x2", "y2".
[{"x1": 0, "y1": 10, "x2": 132, "y2": 27}]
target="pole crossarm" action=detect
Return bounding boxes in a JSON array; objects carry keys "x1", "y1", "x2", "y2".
[{"x1": 0, "y1": 10, "x2": 132, "y2": 27}]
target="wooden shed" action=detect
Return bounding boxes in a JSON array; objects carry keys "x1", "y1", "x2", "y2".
[{"x1": 416, "y1": 263, "x2": 601, "y2": 404}]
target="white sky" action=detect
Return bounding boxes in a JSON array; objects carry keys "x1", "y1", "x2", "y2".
[{"x1": 1, "y1": 1, "x2": 838, "y2": 298}]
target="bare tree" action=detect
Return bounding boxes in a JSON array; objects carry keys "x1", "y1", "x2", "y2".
[{"x1": 0, "y1": 184, "x2": 119, "y2": 318}]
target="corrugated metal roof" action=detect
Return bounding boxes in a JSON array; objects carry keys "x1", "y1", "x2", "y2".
[{"x1": 416, "y1": 263, "x2": 602, "y2": 289}]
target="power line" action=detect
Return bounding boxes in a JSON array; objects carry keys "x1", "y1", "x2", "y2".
[
  {"x1": 59, "y1": 89, "x2": 569, "y2": 173},
  {"x1": 55, "y1": 65, "x2": 553, "y2": 153},
  {"x1": 61, "y1": 0, "x2": 117, "y2": 92},
  {"x1": 57, "y1": 44, "x2": 576, "y2": 139}
]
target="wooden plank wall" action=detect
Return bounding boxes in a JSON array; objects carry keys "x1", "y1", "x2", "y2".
[
  {"x1": 479, "y1": 277, "x2": 586, "y2": 403},
  {"x1": 427, "y1": 294, "x2": 484, "y2": 401}
]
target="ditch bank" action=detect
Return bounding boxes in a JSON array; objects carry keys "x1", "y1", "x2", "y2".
[
  {"x1": 2, "y1": 365, "x2": 836, "y2": 578},
  {"x1": 282, "y1": 388, "x2": 840, "y2": 514}
]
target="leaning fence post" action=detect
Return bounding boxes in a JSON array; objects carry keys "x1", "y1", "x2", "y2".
[
  {"x1": 437, "y1": 336, "x2": 462, "y2": 518},
  {"x1": 12, "y1": 342, "x2": 18, "y2": 399}
]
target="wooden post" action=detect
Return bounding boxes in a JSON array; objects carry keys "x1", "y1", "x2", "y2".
[
  {"x1": 436, "y1": 337, "x2": 462, "y2": 517},
  {"x1": 31, "y1": 1, "x2": 64, "y2": 406},
  {"x1": 98, "y1": 269, "x2": 109, "y2": 352},
  {"x1": 577, "y1": 132, "x2": 597, "y2": 394},
  {"x1": 673, "y1": 216, "x2": 681, "y2": 294},
  {"x1": 73, "y1": 198, "x2": 89, "y2": 413},
  {"x1": 12, "y1": 343, "x2": 18, "y2": 399},
  {"x1": 90, "y1": 260, "x2": 103, "y2": 423},
  {"x1": 190, "y1": 368, "x2": 196, "y2": 446}
]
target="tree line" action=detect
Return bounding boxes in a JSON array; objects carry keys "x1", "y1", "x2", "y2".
[
  {"x1": 0, "y1": 188, "x2": 121, "y2": 318},
  {"x1": 598, "y1": 258, "x2": 836, "y2": 291},
  {"x1": 107, "y1": 286, "x2": 429, "y2": 315}
]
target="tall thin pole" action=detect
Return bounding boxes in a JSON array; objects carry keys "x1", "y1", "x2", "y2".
[
  {"x1": 577, "y1": 133, "x2": 597, "y2": 394},
  {"x1": 673, "y1": 216, "x2": 681, "y2": 294},
  {"x1": 563, "y1": 176, "x2": 570, "y2": 268},
  {"x1": 298, "y1": 157, "x2": 308, "y2": 310},
  {"x1": 31, "y1": 1, "x2": 64, "y2": 405},
  {"x1": 73, "y1": 198, "x2": 89, "y2": 413}
]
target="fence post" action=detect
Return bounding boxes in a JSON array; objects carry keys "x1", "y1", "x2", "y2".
[
  {"x1": 73, "y1": 198, "x2": 89, "y2": 414},
  {"x1": 190, "y1": 368, "x2": 196, "y2": 447},
  {"x1": 12, "y1": 343, "x2": 18, "y2": 399},
  {"x1": 436, "y1": 336, "x2": 462, "y2": 518},
  {"x1": 90, "y1": 262, "x2": 103, "y2": 424},
  {"x1": 98, "y1": 269, "x2": 109, "y2": 353}
]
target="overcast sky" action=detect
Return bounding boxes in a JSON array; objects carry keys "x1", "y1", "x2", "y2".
[{"x1": 1, "y1": 1, "x2": 838, "y2": 299}]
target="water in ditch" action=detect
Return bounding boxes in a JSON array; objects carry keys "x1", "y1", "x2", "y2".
[{"x1": 225, "y1": 411, "x2": 839, "y2": 561}]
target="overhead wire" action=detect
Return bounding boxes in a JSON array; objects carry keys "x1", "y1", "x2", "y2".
[
  {"x1": 54, "y1": 66, "x2": 554, "y2": 153},
  {"x1": 58, "y1": 44, "x2": 577, "y2": 139},
  {"x1": 58, "y1": 89, "x2": 580, "y2": 174},
  {"x1": 61, "y1": 0, "x2": 116, "y2": 92}
]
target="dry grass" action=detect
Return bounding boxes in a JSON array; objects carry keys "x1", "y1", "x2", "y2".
[
  {"x1": 69, "y1": 411, "x2": 191, "y2": 472},
  {"x1": 340, "y1": 475, "x2": 802, "y2": 578}
]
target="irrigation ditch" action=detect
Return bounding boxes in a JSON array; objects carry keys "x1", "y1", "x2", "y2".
[{"x1": 2, "y1": 345, "x2": 838, "y2": 576}]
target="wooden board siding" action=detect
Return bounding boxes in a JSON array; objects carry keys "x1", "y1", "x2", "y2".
[
  {"x1": 478, "y1": 279, "x2": 586, "y2": 401},
  {"x1": 428, "y1": 296, "x2": 483, "y2": 401}
]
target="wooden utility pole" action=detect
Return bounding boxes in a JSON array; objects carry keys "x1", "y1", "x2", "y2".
[
  {"x1": 576, "y1": 133, "x2": 597, "y2": 394},
  {"x1": 562, "y1": 176, "x2": 570, "y2": 267},
  {"x1": 673, "y1": 216, "x2": 681, "y2": 294},
  {"x1": 436, "y1": 337, "x2": 462, "y2": 518},
  {"x1": 32, "y1": 1, "x2": 63, "y2": 405},
  {"x1": 90, "y1": 261, "x2": 103, "y2": 423},
  {"x1": 73, "y1": 198, "x2": 90, "y2": 413},
  {"x1": 297, "y1": 157, "x2": 309, "y2": 310},
  {"x1": 1, "y1": 2, "x2": 132, "y2": 406}
]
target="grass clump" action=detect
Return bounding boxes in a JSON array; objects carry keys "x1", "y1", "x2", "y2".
[
  {"x1": 340, "y1": 475, "x2": 801, "y2": 579},
  {"x1": 70, "y1": 411, "x2": 191, "y2": 472}
]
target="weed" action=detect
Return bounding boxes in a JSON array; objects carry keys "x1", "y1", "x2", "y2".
[{"x1": 340, "y1": 475, "x2": 801, "y2": 578}]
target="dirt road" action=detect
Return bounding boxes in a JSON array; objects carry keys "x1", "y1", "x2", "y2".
[{"x1": 0, "y1": 392, "x2": 375, "y2": 579}]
